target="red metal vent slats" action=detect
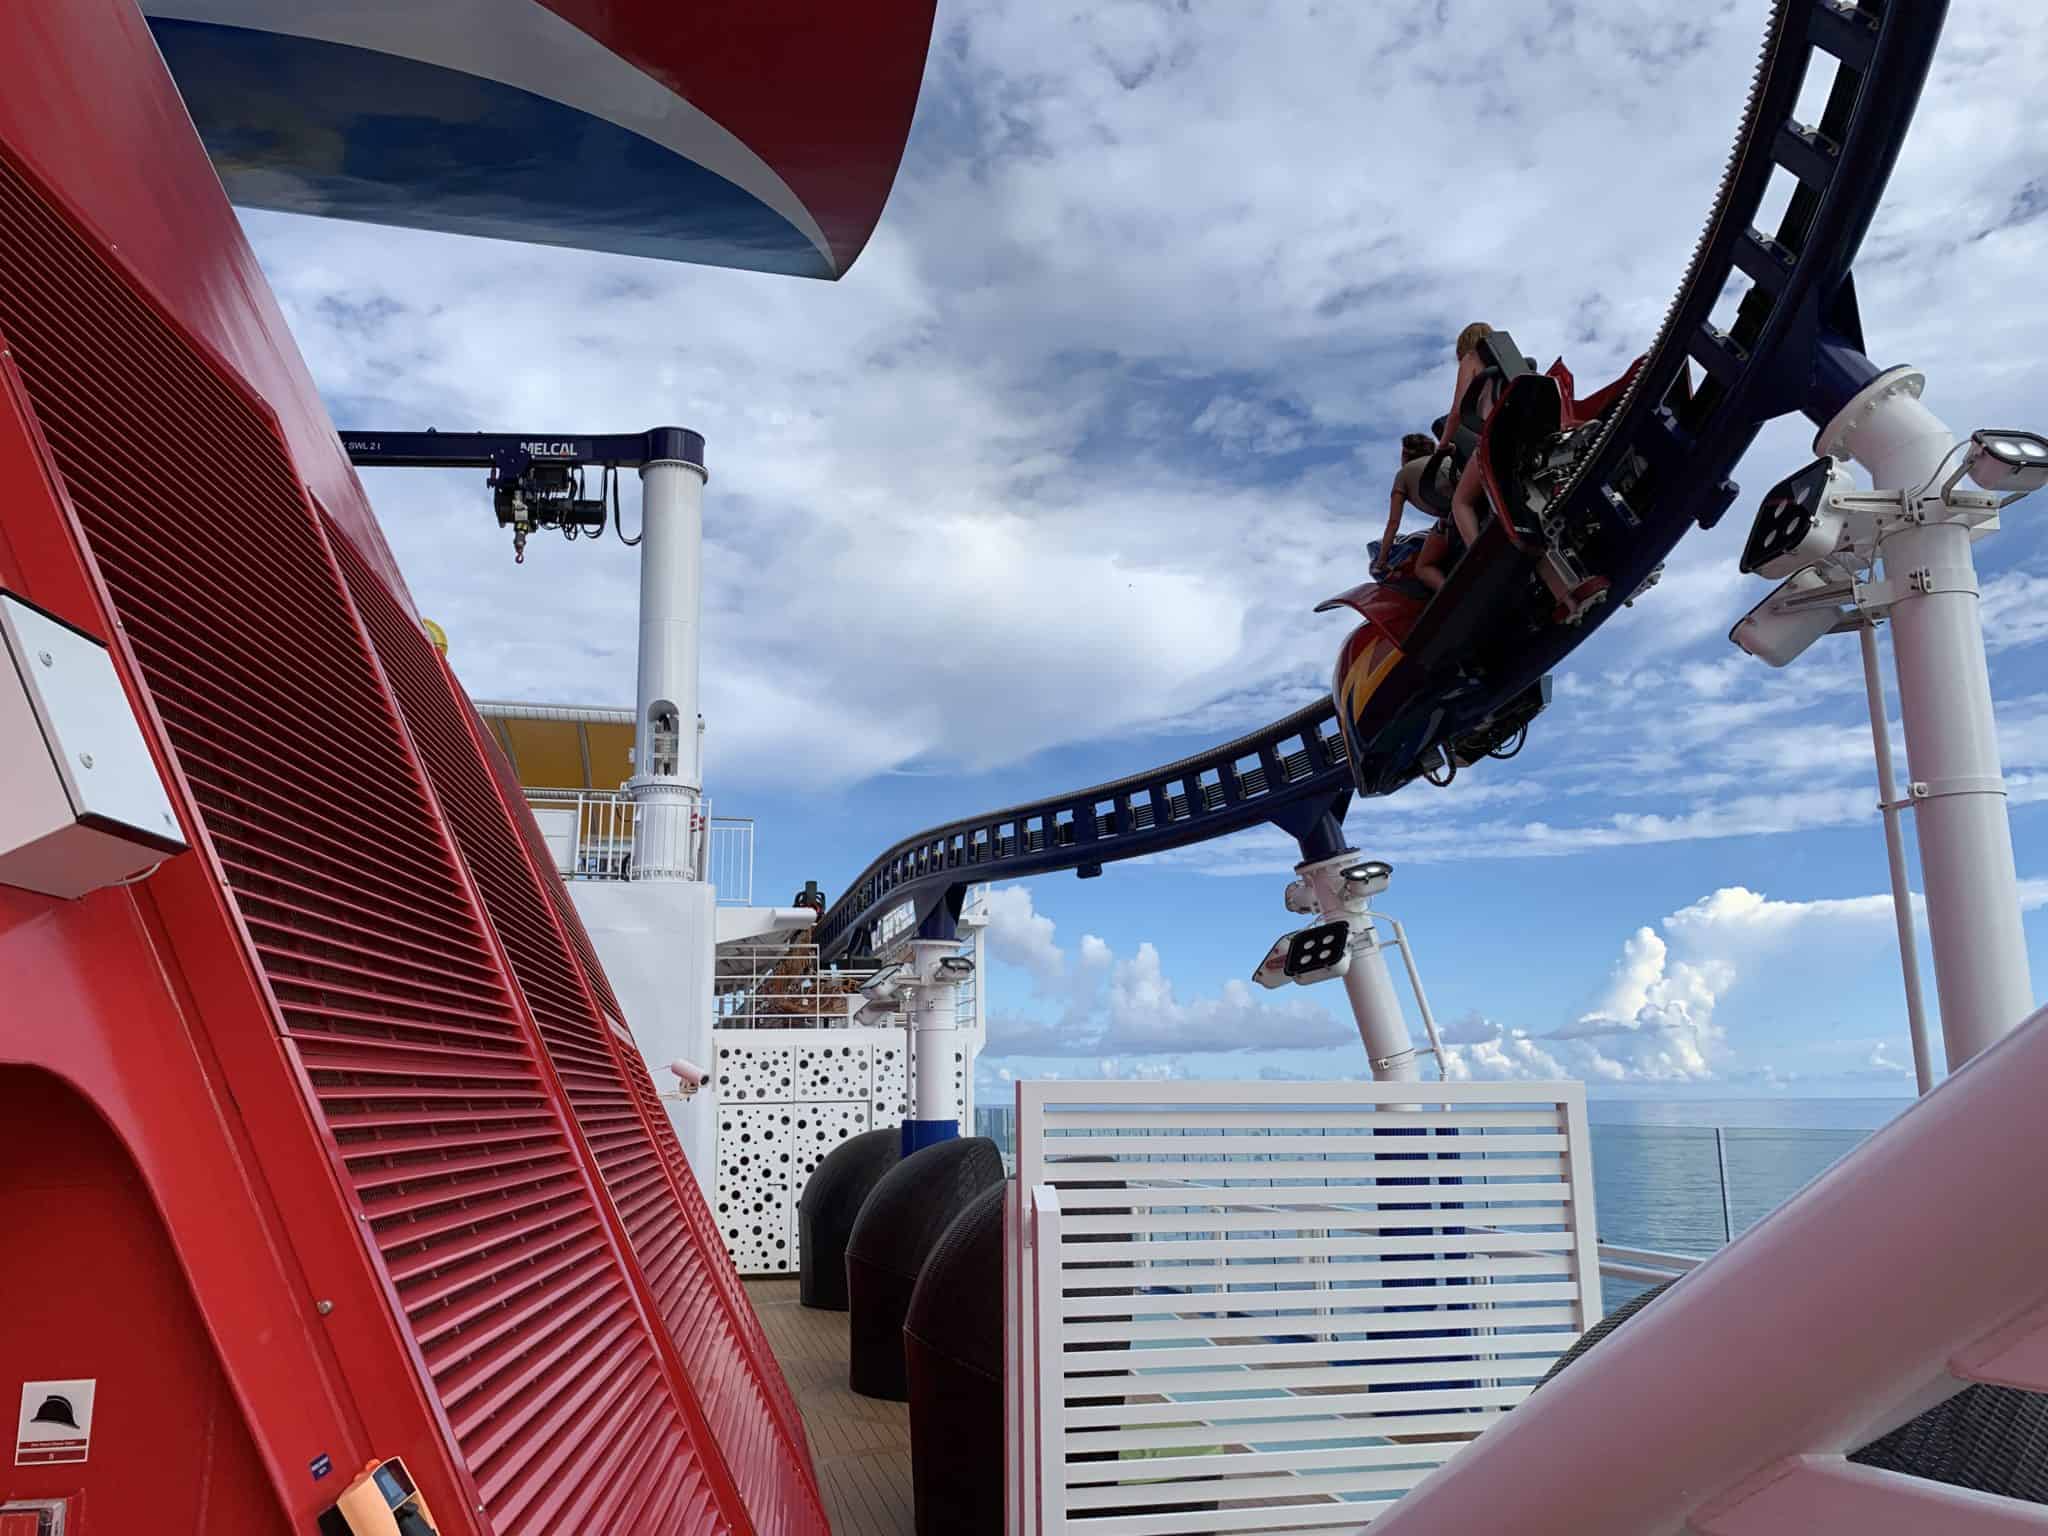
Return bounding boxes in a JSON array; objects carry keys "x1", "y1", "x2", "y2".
[
  {"x1": 0, "y1": 150, "x2": 736, "y2": 1535},
  {"x1": 472, "y1": 737, "x2": 811, "y2": 1450},
  {"x1": 617, "y1": 1049, "x2": 814, "y2": 1448},
  {"x1": 336, "y1": 532, "x2": 826, "y2": 1536}
]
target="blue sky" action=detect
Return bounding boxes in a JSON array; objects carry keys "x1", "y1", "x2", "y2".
[{"x1": 238, "y1": 0, "x2": 2048, "y2": 1100}]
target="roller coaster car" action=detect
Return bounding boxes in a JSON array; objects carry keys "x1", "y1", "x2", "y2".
[{"x1": 1319, "y1": 331, "x2": 1646, "y2": 796}]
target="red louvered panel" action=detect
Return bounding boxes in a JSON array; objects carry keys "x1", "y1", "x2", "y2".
[
  {"x1": 617, "y1": 1044, "x2": 814, "y2": 1450},
  {"x1": 472, "y1": 721, "x2": 814, "y2": 1459},
  {"x1": 474, "y1": 733, "x2": 813, "y2": 1455},
  {"x1": 0, "y1": 151, "x2": 737, "y2": 1536},
  {"x1": 337, "y1": 536, "x2": 827, "y2": 1536}
]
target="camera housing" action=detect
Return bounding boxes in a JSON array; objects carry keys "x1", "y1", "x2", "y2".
[{"x1": 667, "y1": 1058, "x2": 711, "y2": 1098}]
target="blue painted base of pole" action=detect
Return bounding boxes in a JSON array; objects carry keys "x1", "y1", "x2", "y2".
[{"x1": 901, "y1": 1118, "x2": 959, "y2": 1156}]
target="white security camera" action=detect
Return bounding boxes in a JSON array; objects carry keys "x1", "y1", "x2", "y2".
[
  {"x1": 1283, "y1": 877, "x2": 1317, "y2": 915},
  {"x1": 859, "y1": 962, "x2": 906, "y2": 1003},
  {"x1": 1729, "y1": 565, "x2": 1855, "y2": 668},
  {"x1": 667, "y1": 1059, "x2": 711, "y2": 1098}
]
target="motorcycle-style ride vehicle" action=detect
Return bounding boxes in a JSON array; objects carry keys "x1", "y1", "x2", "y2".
[{"x1": 1320, "y1": 331, "x2": 1656, "y2": 795}]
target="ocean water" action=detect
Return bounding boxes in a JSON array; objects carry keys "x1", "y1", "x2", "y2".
[{"x1": 1584, "y1": 1098, "x2": 1909, "y2": 1307}]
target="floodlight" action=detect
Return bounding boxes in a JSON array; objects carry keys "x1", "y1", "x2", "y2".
[
  {"x1": 1740, "y1": 457, "x2": 1852, "y2": 579},
  {"x1": 1284, "y1": 920, "x2": 1352, "y2": 980},
  {"x1": 1283, "y1": 877, "x2": 1317, "y2": 915},
  {"x1": 936, "y1": 955, "x2": 976, "y2": 978},
  {"x1": 1966, "y1": 429, "x2": 2048, "y2": 497},
  {"x1": 1250, "y1": 920, "x2": 1353, "y2": 990},
  {"x1": 1340, "y1": 861, "x2": 1392, "y2": 898}
]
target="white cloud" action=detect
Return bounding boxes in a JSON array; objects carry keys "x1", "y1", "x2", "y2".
[
  {"x1": 1437, "y1": 1024, "x2": 1569, "y2": 1084},
  {"x1": 1983, "y1": 570, "x2": 2048, "y2": 654},
  {"x1": 983, "y1": 882, "x2": 1066, "y2": 984},
  {"x1": 980, "y1": 883, "x2": 1350, "y2": 1059},
  {"x1": 981, "y1": 867, "x2": 2038, "y2": 1088},
  {"x1": 1441, "y1": 883, "x2": 1945, "y2": 1084},
  {"x1": 243, "y1": 0, "x2": 2048, "y2": 807}
]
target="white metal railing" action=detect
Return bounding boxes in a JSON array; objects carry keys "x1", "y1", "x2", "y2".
[
  {"x1": 527, "y1": 787, "x2": 636, "y2": 879},
  {"x1": 707, "y1": 816, "x2": 753, "y2": 905},
  {"x1": 1006, "y1": 1079, "x2": 1603, "y2": 1534},
  {"x1": 715, "y1": 943, "x2": 876, "y2": 1029},
  {"x1": 523, "y1": 787, "x2": 752, "y2": 902},
  {"x1": 1596, "y1": 1242, "x2": 1701, "y2": 1289}
]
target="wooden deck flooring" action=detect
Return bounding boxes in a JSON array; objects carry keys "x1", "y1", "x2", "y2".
[{"x1": 746, "y1": 1277, "x2": 916, "y2": 1536}]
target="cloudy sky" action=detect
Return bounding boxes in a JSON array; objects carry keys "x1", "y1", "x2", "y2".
[{"x1": 240, "y1": 0, "x2": 2048, "y2": 1103}]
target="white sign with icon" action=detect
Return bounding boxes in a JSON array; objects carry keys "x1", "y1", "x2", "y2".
[{"x1": 15, "y1": 1379, "x2": 95, "y2": 1466}]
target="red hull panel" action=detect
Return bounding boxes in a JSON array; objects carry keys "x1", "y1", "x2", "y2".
[
  {"x1": 0, "y1": 0, "x2": 409, "y2": 607},
  {"x1": 0, "y1": 9, "x2": 820, "y2": 1532}
]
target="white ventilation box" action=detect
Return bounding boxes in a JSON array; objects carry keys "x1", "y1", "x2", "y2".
[{"x1": 0, "y1": 591, "x2": 185, "y2": 898}]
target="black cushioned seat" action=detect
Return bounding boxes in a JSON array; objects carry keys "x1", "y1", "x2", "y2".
[
  {"x1": 797, "y1": 1126, "x2": 901, "y2": 1311},
  {"x1": 905, "y1": 1181, "x2": 1006, "y2": 1535},
  {"x1": 1544, "y1": 1278, "x2": 2048, "y2": 1504},
  {"x1": 845, "y1": 1136, "x2": 1003, "y2": 1400}
]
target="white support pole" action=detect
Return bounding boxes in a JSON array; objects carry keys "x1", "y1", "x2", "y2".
[
  {"x1": 1860, "y1": 620, "x2": 1935, "y2": 1095},
  {"x1": 903, "y1": 939, "x2": 962, "y2": 1147},
  {"x1": 1821, "y1": 370, "x2": 2034, "y2": 1068},
  {"x1": 1299, "y1": 852, "x2": 1419, "y2": 1082},
  {"x1": 627, "y1": 451, "x2": 708, "y2": 880},
  {"x1": 1344, "y1": 934, "x2": 1420, "y2": 1082},
  {"x1": 1386, "y1": 917, "x2": 1447, "y2": 1070}
]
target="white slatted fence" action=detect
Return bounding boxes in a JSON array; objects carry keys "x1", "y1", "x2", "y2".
[{"x1": 1006, "y1": 1080, "x2": 1603, "y2": 1533}]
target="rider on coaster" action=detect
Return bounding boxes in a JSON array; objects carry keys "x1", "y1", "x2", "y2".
[
  {"x1": 1441, "y1": 321, "x2": 1609, "y2": 624},
  {"x1": 1377, "y1": 431, "x2": 1457, "y2": 592}
]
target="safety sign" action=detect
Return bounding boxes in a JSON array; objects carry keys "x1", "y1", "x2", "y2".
[{"x1": 15, "y1": 1380, "x2": 94, "y2": 1466}]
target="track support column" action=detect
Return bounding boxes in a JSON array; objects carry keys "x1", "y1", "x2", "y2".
[
  {"x1": 1818, "y1": 371, "x2": 2034, "y2": 1068},
  {"x1": 901, "y1": 940, "x2": 966, "y2": 1154},
  {"x1": 1295, "y1": 852, "x2": 1421, "y2": 1082}
]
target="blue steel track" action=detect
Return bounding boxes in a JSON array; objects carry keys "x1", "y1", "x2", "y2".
[{"x1": 816, "y1": 0, "x2": 1946, "y2": 965}]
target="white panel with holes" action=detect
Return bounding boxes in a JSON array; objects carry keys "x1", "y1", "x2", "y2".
[
  {"x1": 706, "y1": 1024, "x2": 976, "y2": 1274},
  {"x1": 796, "y1": 1037, "x2": 872, "y2": 1102},
  {"x1": 715, "y1": 1101, "x2": 796, "y2": 1273},
  {"x1": 787, "y1": 1100, "x2": 870, "y2": 1217},
  {"x1": 715, "y1": 1039, "x2": 796, "y2": 1103},
  {"x1": 873, "y1": 1038, "x2": 909, "y2": 1121}
]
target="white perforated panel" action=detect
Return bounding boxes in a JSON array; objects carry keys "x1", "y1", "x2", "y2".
[
  {"x1": 788, "y1": 1100, "x2": 869, "y2": 1218},
  {"x1": 796, "y1": 1038, "x2": 871, "y2": 1102},
  {"x1": 873, "y1": 1039, "x2": 909, "y2": 1120},
  {"x1": 707, "y1": 1023, "x2": 972, "y2": 1273},
  {"x1": 715, "y1": 1102, "x2": 794, "y2": 1272},
  {"x1": 715, "y1": 1039, "x2": 796, "y2": 1103}
]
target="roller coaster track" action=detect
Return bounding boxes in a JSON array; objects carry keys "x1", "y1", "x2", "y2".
[{"x1": 817, "y1": 0, "x2": 1946, "y2": 965}]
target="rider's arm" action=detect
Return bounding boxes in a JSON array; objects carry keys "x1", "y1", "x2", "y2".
[
  {"x1": 1377, "y1": 488, "x2": 1406, "y2": 571},
  {"x1": 1441, "y1": 352, "x2": 1481, "y2": 448}
]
